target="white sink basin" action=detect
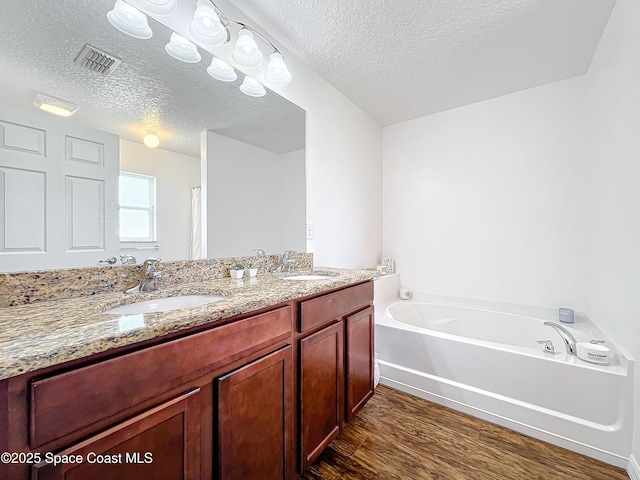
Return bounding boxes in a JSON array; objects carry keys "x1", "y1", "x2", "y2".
[
  {"x1": 281, "y1": 274, "x2": 335, "y2": 280},
  {"x1": 105, "y1": 295, "x2": 226, "y2": 315}
]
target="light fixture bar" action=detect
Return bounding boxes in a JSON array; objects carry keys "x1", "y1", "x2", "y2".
[{"x1": 206, "y1": 0, "x2": 283, "y2": 58}]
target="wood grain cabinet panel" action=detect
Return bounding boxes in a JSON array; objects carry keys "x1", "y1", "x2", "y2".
[
  {"x1": 32, "y1": 388, "x2": 201, "y2": 480},
  {"x1": 298, "y1": 322, "x2": 344, "y2": 471},
  {"x1": 217, "y1": 346, "x2": 294, "y2": 480},
  {"x1": 299, "y1": 282, "x2": 372, "y2": 333},
  {"x1": 30, "y1": 306, "x2": 292, "y2": 448},
  {"x1": 346, "y1": 306, "x2": 375, "y2": 422}
]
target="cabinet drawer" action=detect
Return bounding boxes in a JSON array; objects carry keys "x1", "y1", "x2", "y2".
[
  {"x1": 299, "y1": 282, "x2": 372, "y2": 333},
  {"x1": 30, "y1": 306, "x2": 292, "y2": 448}
]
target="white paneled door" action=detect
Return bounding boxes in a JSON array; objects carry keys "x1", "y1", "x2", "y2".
[{"x1": 0, "y1": 105, "x2": 119, "y2": 272}]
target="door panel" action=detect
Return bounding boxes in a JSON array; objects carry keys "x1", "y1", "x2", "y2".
[
  {"x1": 299, "y1": 321, "x2": 344, "y2": 471},
  {"x1": 346, "y1": 306, "x2": 375, "y2": 422},
  {"x1": 218, "y1": 346, "x2": 293, "y2": 480},
  {"x1": 32, "y1": 388, "x2": 201, "y2": 480},
  {"x1": 0, "y1": 104, "x2": 119, "y2": 272}
]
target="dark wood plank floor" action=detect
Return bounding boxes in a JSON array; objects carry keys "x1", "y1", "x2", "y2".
[{"x1": 300, "y1": 385, "x2": 629, "y2": 480}]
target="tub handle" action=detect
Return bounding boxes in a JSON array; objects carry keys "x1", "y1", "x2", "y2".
[{"x1": 537, "y1": 340, "x2": 556, "y2": 355}]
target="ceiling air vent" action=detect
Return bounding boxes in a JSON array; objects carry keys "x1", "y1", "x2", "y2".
[{"x1": 74, "y1": 44, "x2": 122, "y2": 76}]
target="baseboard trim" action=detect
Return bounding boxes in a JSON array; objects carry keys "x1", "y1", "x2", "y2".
[{"x1": 629, "y1": 455, "x2": 640, "y2": 480}]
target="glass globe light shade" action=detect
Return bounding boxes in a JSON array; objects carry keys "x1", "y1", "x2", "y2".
[
  {"x1": 232, "y1": 29, "x2": 263, "y2": 68},
  {"x1": 165, "y1": 33, "x2": 202, "y2": 63},
  {"x1": 107, "y1": 0, "x2": 152, "y2": 39},
  {"x1": 264, "y1": 52, "x2": 292, "y2": 86},
  {"x1": 143, "y1": 131, "x2": 160, "y2": 148},
  {"x1": 239, "y1": 76, "x2": 266, "y2": 97},
  {"x1": 189, "y1": 0, "x2": 227, "y2": 46},
  {"x1": 207, "y1": 57, "x2": 237, "y2": 82}
]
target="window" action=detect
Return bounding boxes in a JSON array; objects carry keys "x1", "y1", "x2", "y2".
[{"x1": 119, "y1": 172, "x2": 156, "y2": 243}]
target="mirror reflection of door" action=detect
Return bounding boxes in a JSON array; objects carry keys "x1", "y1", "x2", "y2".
[{"x1": 0, "y1": 105, "x2": 119, "y2": 272}]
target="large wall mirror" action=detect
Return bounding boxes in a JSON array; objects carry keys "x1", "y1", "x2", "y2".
[{"x1": 0, "y1": 0, "x2": 306, "y2": 273}]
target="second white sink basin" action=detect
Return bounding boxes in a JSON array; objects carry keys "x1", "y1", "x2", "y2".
[
  {"x1": 281, "y1": 274, "x2": 335, "y2": 280},
  {"x1": 105, "y1": 295, "x2": 226, "y2": 315}
]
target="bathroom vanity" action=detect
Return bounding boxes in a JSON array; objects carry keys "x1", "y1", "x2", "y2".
[{"x1": 0, "y1": 268, "x2": 374, "y2": 480}]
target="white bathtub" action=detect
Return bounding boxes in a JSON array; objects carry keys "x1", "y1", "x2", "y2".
[{"x1": 374, "y1": 282, "x2": 633, "y2": 467}]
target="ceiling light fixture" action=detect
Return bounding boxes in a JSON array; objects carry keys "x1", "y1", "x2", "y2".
[
  {"x1": 134, "y1": 0, "x2": 177, "y2": 16},
  {"x1": 165, "y1": 33, "x2": 201, "y2": 63},
  {"x1": 189, "y1": 0, "x2": 228, "y2": 46},
  {"x1": 239, "y1": 76, "x2": 266, "y2": 97},
  {"x1": 107, "y1": 0, "x2": 153, "y2": 39},
  {"x1": 207, "y1": 57, "x2": 237, "y2": 82},
  {"x1": 143, "y1": 130, "x2": 160, "y2": 148},
  {"x1": 34, "y1": 93, "x2": 79, "y2": 117}
]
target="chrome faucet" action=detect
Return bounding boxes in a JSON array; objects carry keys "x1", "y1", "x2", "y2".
[
  {"x1": 273, "y1": 250, "x2": 296, "y2": 274},
  {"x1": 544, "y1": 321, "x2": 577, "y2": 356},
  {"x1": 119, "y1": 254, "x2": 137, "y2": 265},
  {"x1": 124, "y1": 258, "x2": 162, "y2": 293}
]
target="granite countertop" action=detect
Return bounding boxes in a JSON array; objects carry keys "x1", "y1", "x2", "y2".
[{"x1": 0, "y1": 268, "x2": 376, "y2": 381}]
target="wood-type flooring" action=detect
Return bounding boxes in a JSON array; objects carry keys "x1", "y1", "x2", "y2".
[{"x1": 300, "y1": 385, "x2": 629, "y2": 480}]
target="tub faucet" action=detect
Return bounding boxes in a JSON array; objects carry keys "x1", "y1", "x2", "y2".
[{"x1": 544, "y1": 322, "x2": 577, "y2": 356}]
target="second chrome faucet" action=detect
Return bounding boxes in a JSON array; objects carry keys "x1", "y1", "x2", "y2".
[{"x1": 273, "y1": 250, "x2": 296, "y2": 274}]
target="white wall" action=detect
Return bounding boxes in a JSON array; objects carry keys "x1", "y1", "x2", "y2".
[
  {"x1": 383, "y1": 0, "x2": 640, "y2": 467},
  {"x1": 383, "y1": 77, "x2": 592, "y2": 308},
  {"x1": 119, "y1": 139, "x2": 200, "y2": 262},
  {"x1": 286, "y1": 76, "x2": 383, "y2": 269},
  {"x1": 580, "y1": 0, "x2": 640, "y2": 468},
  {"x1": 202, "y1": 132, "x2": 305, "y2": 258}
]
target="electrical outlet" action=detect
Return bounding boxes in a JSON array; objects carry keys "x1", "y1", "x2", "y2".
[{"x1": 305, "y1": 223, "x2": 313, "y2": 239}]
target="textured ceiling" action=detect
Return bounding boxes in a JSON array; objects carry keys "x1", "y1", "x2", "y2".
[
  {"x1": 233, "y1": 0, "x2": 616, "y2": 125},
  {"x1": 0, "y1": 0, "x2": 305, "y2": 156}
]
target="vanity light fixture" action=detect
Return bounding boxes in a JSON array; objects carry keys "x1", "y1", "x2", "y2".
[
  {"x1": 143, "y1": 130, "x2": 160, "y2": 148},
  {"x1": 133, "y1": 0, "x2": 177, "y2": 16},
  {"x1": 34, "y1": 93, "x2": 79, "y2": 117},
  {"x1": 189, "y1": 0, "x2": 228, "y2": 46},
  {"x1": 165, "y1": 33, "x2": 201, "y2": 63},
  {"x1": 207, "y1": 57, "x2": 237, "y2": 82},
  {"x1": 107, "y1": 0, "x2": 153, "y2": 39},
  {"x1": 239, "y1": 76, "x2": 266, "y2": 97},
  {"x1": 107, "y1": 0, "x2": 293, "y2": 93}
]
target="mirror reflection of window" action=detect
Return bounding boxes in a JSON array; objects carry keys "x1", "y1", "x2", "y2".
[{"x1": 119, "y1": 172, "x2": 157, "y2": 243}]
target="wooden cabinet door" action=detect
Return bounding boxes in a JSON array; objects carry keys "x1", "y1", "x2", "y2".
[
  {"x1": 346, "y1": 306, "x2": 375, "y2": 422},
  {"x1": 299, "y1": 321, "x2": 344, "y2": 471},
  {"x1": 32, "y1": 388, "x2": 201, "y2": 480},
  {"x1": 217, "y1": 346, "x2": 293, "y2": 480}
]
